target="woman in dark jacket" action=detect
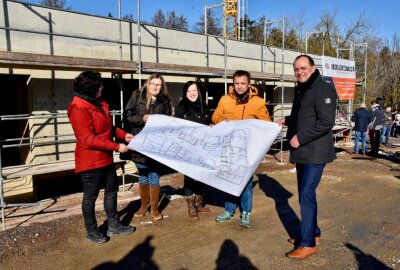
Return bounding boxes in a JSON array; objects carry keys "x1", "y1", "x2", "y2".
[
  {"x1": 124, "y1": 73, "x2": 172, "y2": 220},
  {"x1": 68, "y1": 71, "x2": 134, "y2": 244},
  {"x1": 174, "y1": 81, "x2": 211, "y2": 219}
]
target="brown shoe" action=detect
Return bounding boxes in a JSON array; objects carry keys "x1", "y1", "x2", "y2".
[
  {"x1": 286, "y1": 246, "x2": 319, "y2": 259},
  {"x1": 195, "y1": 194, "x2": 210, "y2": 213},
  {"x1": 186, "y1": 195, "x2": 199, "y2": 219},
  {"x1": 288, "y1": 236, "x2": 321, "y2": 245}
]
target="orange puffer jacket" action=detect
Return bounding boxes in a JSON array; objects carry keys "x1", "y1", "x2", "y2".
[{"x1": 212, "y1": 85, "x2": 271, "y2": 124}]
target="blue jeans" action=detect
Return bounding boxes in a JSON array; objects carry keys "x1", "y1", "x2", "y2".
[
  {"x1": 296, "y1": 163, "x2": 325, "y2": 247},
  {"x1": 225, "y1": 178, "x2": 253, "y2": 214},
  {"x1": 80, "y1": 165, "x2": 118, "y2": 232},
  {"x1": 354, "y1": 131, "x2": 367, "y2": 154},
  {"x1": 135, "y1": 159, "x2": 161, "y2": 187},
  {"x1": 380, "y1": 126, "x2": 391, "y2": 145}
]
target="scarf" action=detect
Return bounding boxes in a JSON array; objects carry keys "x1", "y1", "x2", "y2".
[
  {"x1": 233, "y1": 89, "x2": 250, "y2": 104},
  {"x1": 296, "y1": 69, "x2": 320, "y2": 93}
]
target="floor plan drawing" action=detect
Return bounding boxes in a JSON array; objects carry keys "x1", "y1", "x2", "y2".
[{"x1": 129, "y1": 115, "x2": 281, "y2": 196}]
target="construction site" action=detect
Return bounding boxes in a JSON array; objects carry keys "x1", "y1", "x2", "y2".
[
  {"x1": 0, "y1": 0, "x2": 306, "y2": 215},
  {"x1": 0, "y1": 1, "x2": 399, "y2": 269}
]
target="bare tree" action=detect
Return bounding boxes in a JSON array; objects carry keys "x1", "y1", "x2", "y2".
[
  {"x1": 151, "y1": 9, "x2": 166, "y2": 27},
  {"x1": 165, "y1": 11, "x2": 188, "y2": 31},
  {"x1": 39, "y1": 0, "x2": 70, "y2": 10},
  {"x1": 151, "y1": 9, "x2": 188, "y2": 31},
  {"x1": 122, "y1": 14, "x2": 135, "y2": 22},
  {"x1": 247, "y1": 15, "x2": 266, "y2": 44},
  {"x1": 371, "y1": 35, "x2": 400, "y2": 110},
  {"x1": 194, "y1": 8, "x2": 222, "y2": 36}
]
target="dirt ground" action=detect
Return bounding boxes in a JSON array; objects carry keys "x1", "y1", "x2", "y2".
[{"x1": 0, "y1": 140, "x2": 399, "y2": 270}]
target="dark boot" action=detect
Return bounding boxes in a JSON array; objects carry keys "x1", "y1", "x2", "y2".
[
  {"x1": 195, "y1": 194, "x2": 210, "y2": 213},
  {"x1": 150, "y1": 186, "x2": 163, "y2": 220},
  {"x1": 86, "y1": 228, "x2": 108, "y2": 244},
  {"x1": 107, "y1": 218, "x2": 135, "y2": 237},
  {"x1": 134, "y1": 184, "x2": 150, "y2": 217},
  {"x1": 83, "y1": 200, "x2": 107, "y2": 244},
  {"x1": 186, "y1": 194, "x2": 199, "y2": 219}
]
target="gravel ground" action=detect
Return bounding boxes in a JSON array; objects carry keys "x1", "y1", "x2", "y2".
[{"x1": 0, "y1": 140, "x2": 399, "y2": 269}]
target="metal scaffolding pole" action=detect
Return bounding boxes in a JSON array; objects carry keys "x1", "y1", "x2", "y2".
[
  {"x1": 265, "y1": 17, "x2": 285, "y2": 163},
  {"x1": 137, "y1": 0, "x2": 142, "y2": 89},
  {"x1": 223, "y1": 0, "x2": 227, "y2": 94},
  {"x1": 118, "y1": 0, "x2": 124, "y2": 129}
]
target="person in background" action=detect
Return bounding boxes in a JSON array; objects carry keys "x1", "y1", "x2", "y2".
[
  {"x1": 392, "y1": 113, "x2": 400, "y2": 138},
  {"x1": 68, "y1": 71, "x2": 135, "y2": 244},
  {"x1": 380, "y1": 106, "x2": 393, "y2": 145},
  {"x1": 124, "y1": 73, "x2": 172, "y2": 221},
  {"x1": 212, "y1": 70, "x2": 271, "y2": 228},
  {"x1": 352, "y1": 103, "x2": 371, "y2": 155},
  {"x1": 277, "y1": 55, "x2": 337, "y2": 259},
  {"x1": 174, "y1": 81, "x2": 212, "y2": 219},
  {"x1": 368, "y1": 100, "x2": 384, "y2": 156}
]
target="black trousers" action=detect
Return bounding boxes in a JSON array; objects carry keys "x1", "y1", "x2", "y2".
[
  {"x1": 80, "y1": 164, "x2": 118, "y2": 232},
  {"x1": 369, "y1": 129, "x2": 381, "y2": 154}
]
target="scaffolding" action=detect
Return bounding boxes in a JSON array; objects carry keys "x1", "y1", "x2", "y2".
[{"x1": 0, "y1": 0, "x2": 298, "y2": 229}]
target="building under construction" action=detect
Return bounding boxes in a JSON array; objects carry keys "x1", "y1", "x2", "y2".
[{"x1": 0, "y1": 0, "x2": 349, "y2": 228}]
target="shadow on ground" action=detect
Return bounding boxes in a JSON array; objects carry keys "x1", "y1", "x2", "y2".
[
  {"x1": 215, "y1": 239, "x2": 258, "y2": 270},
  {"x1": 256, "y1": 174, "x2": 300, "y2": 239},
  {"x1": 92, "y1": 235, "x2": 159, "y2": 270},
  {"x1": 345, "y1": 243, "x2": 394, "y2": 270}
]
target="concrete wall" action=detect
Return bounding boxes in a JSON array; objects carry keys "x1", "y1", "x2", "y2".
[{"x1": 0, "y1": 1, "x2": 324, "y2": 76}]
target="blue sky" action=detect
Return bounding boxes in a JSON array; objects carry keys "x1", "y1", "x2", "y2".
[{"x1": 22, "y1": 0, "x2": 399, "y2": 43}]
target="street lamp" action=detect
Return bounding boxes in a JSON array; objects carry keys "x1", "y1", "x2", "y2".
[
  {"x1": 264, "y1": 17, "x2": 286, "y2": 163},
  {"x1": 204, "y1": 1, "x2": 226, "y2": 94},
  {"x1": 204, "y1": 1, "x2": 223, "y2": 35},
  {"x1": 305, "y1": 30, "x2": 325, "y2": 55},
  {"x1": 352, "y1": 42, "x2": 368, "y2": 104}
]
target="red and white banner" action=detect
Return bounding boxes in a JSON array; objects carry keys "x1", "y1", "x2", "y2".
[{"x1": 322, "y1": 56, "x2": 356, "y2": 100}]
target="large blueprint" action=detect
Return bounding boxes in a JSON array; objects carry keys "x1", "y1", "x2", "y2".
[{"x1": 128, "y1": 115, "x2": 281, "y2": 196}]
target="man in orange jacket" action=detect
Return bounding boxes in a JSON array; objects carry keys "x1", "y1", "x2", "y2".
[{"x1": 212, "y1": 70, "x2": 271, "y2": 228}]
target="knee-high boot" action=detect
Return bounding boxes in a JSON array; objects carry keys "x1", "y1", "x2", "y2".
[
  {"x1": 150, "y1": 186, "x2": 163, "y2": 220},
  {"x1": 186, "y1": 194, "x2": 199, "y2": 219},
  {"x1": 195, "y1": 194, "x2": 210, "y2": 213},
  {"x1": 134, "y1": 184, "x2": 150, "y2": 217}
]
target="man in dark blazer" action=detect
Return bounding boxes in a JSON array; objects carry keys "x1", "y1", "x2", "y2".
[
  {"x1": 278, "y1": 55, "x2": 337, "y2": 259},
  {"x1": 352, "y1": 103, "x2": 371, "y2": 155}
]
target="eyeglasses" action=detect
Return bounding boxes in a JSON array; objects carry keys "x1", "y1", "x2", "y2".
[{"x1": 150, "y1": 82, "x2": 162, "y2": 88}]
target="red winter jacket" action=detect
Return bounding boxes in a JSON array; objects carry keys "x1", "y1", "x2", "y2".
[{"x1": 67, "y1": 96, "x2": 127, "y2": 173}]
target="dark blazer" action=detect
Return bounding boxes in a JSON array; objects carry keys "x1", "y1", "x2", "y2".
[
  {"x1": 286, "y1": 70, "x2": 337, "y2": 164},
  {"x1": 352, "y1": 108, "x2": 371, "y2": 132}
]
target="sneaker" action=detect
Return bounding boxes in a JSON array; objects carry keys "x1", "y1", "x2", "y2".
[
  {"x1": 215, "y1": 211, "x2": 233, "y2": 223},
  {"x1": 240, "y1": 211, "x2": 251, "y2": 228},
  {"x1": 86, "y1": 230, "x2": 108, "y2": 244},
  {"x1": 107, "y1": 224, "x2": 135, "y2": 237}
]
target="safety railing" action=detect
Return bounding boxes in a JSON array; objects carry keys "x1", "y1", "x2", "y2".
[{"x1": 0, "y1": 110, "x2": 137, "y2": 230}]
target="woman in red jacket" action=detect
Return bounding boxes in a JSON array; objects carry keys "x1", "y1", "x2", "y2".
[{"x1": 68, "y1": 71, "x2": 134, "y2": 244}]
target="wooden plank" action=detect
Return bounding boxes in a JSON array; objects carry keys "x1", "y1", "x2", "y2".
[
  {"x1": 2, "y1": 159, "x2": 75, "y2": 179},
  {"x1": 0, "y1": 51, "x2": 138, "y2": 72},
  {"x1": 2, "y1": 156, "x2": 126, "y2": 179},
  {"x1": 142, "y1": 62, "x2": 224, "y2": 77},
  {"x1": 142, "y1": 61, "x2": 298, "y2": 82}
]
